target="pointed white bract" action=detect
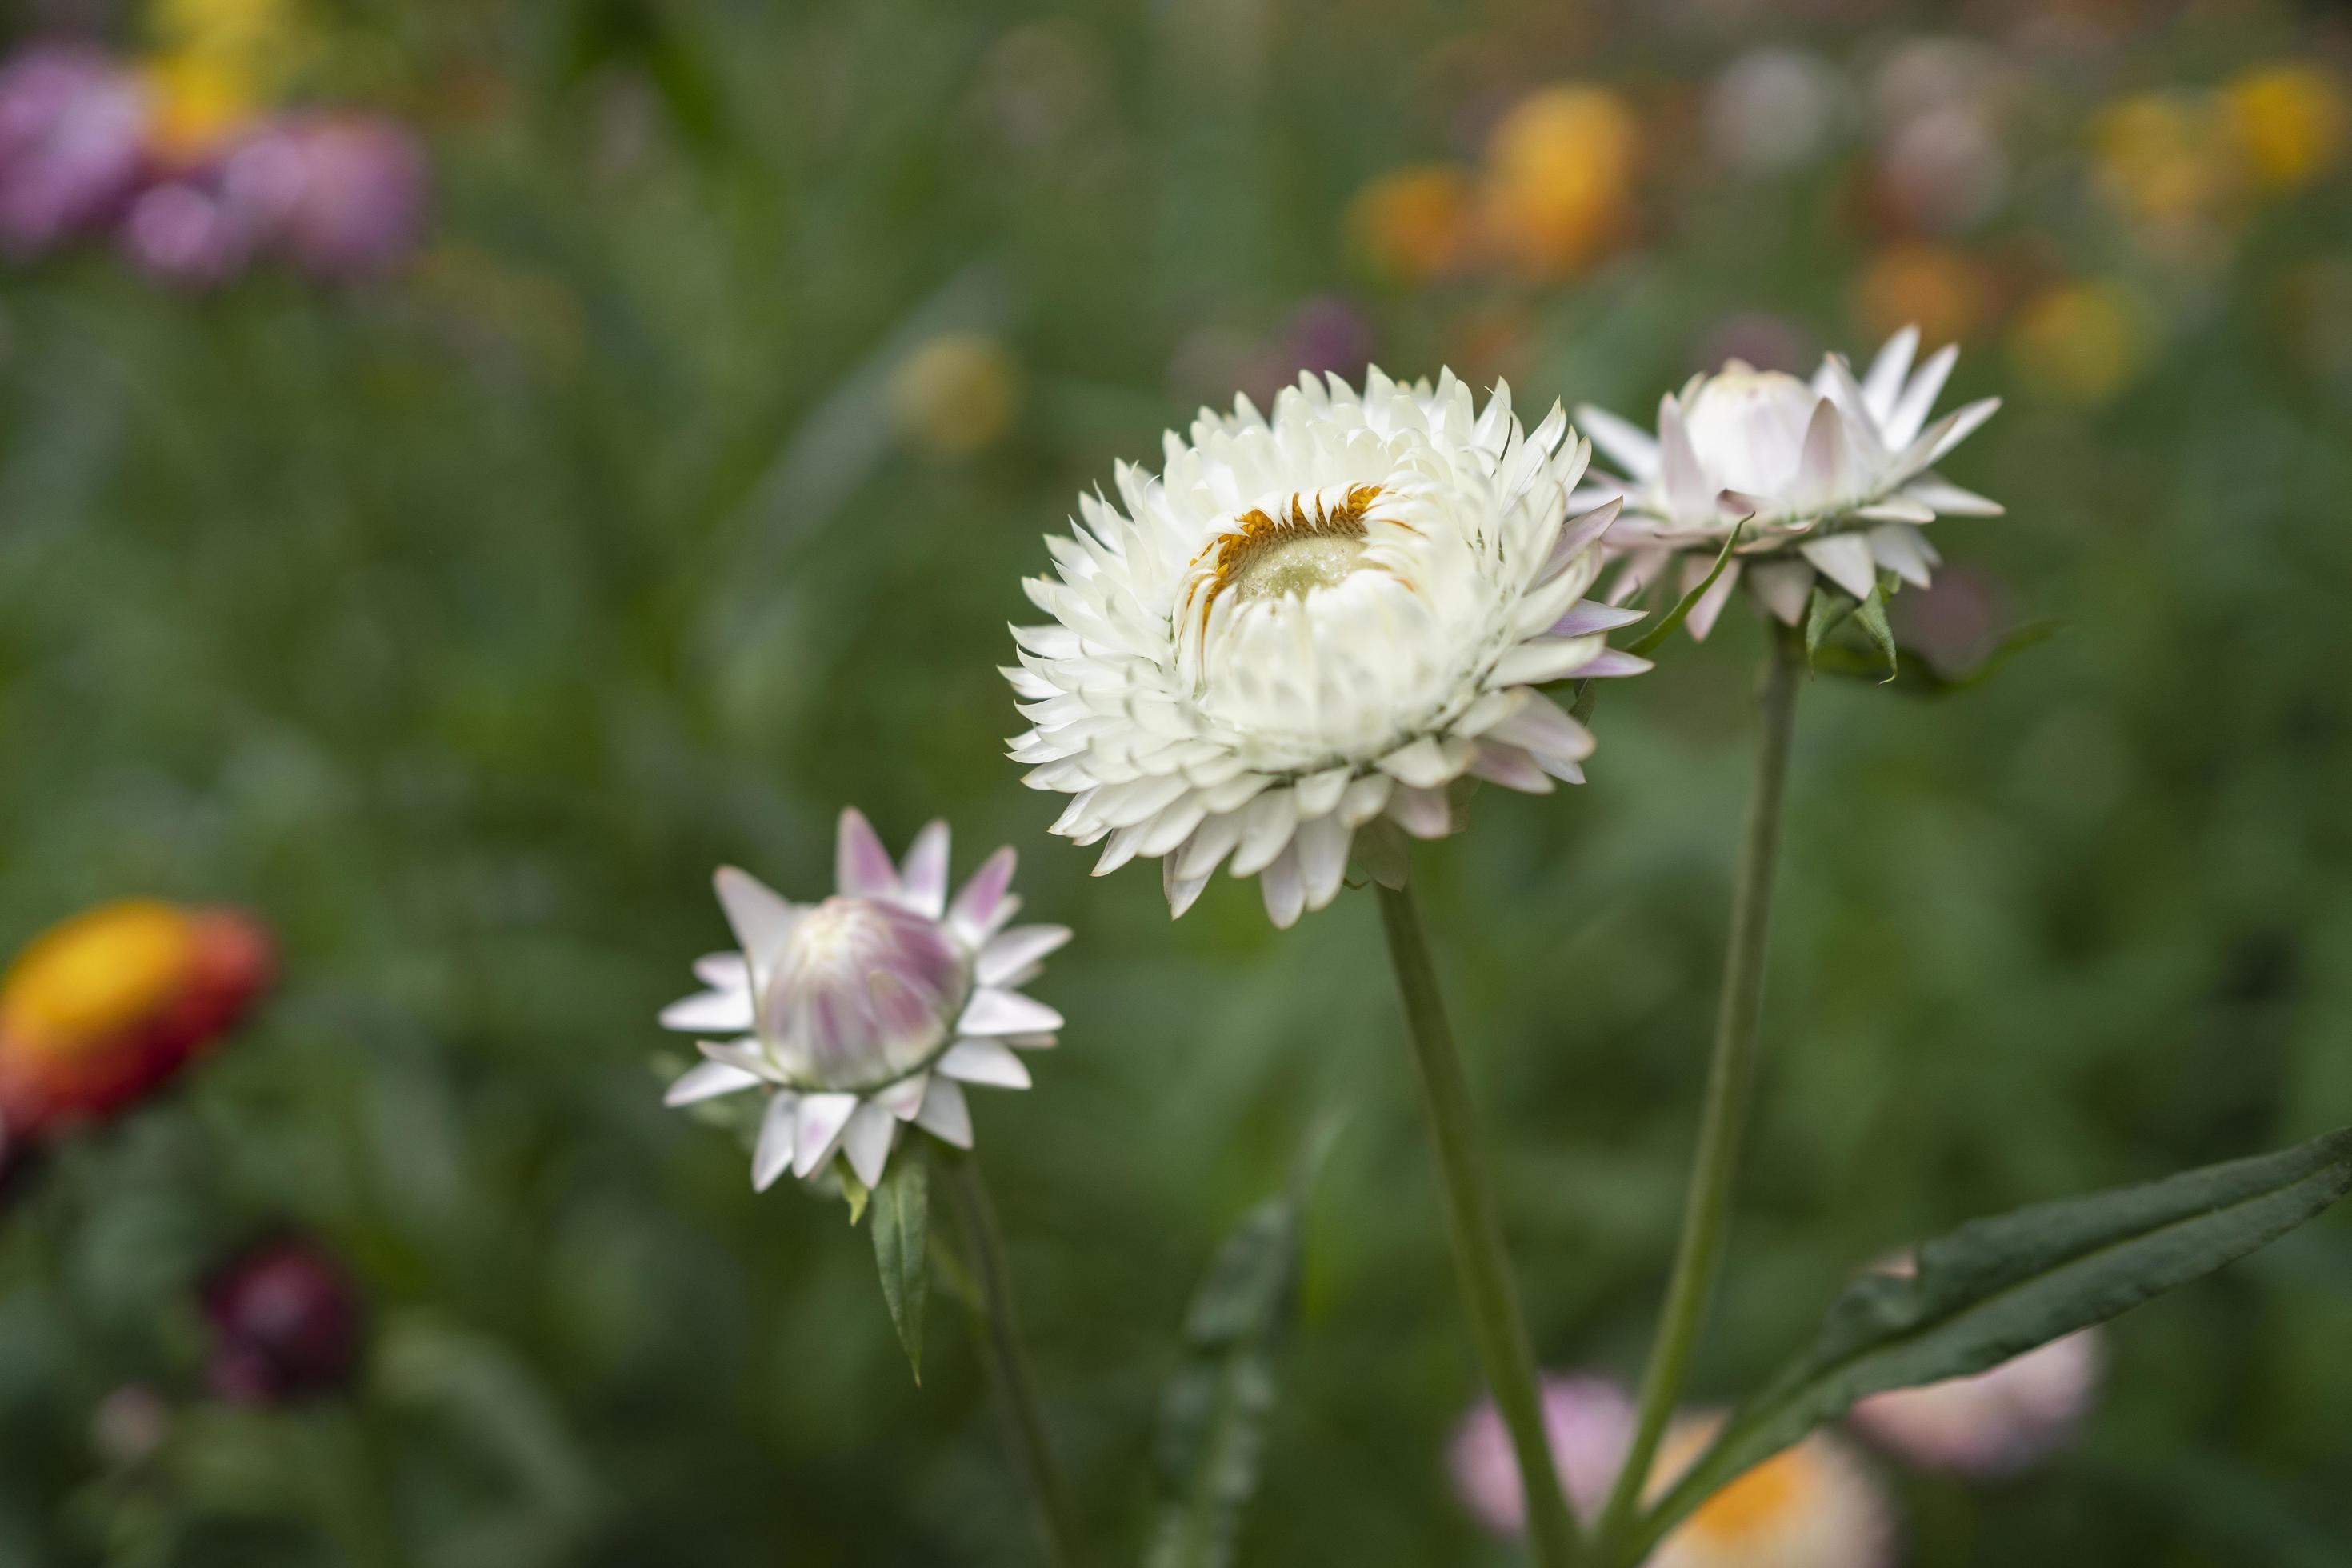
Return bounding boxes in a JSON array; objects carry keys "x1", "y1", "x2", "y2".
[
  {"x1": 659, "y1": 809, "x2": 1066, "y2": 1192},
  {"x1": 1573, "y1": 325, "x2": 2004, "y2": 639},
  {"x1": 1006, "y1": 367, "x2": 1646, "y2": 928}
]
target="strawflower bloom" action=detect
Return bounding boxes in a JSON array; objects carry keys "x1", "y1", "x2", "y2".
[
  {"x1": 1006, "y1": 369, "x2": 1645, "y2": 926},
  {"x1": 1574, "y1": 326, "x2": 2002, "y2": 637},
  {"x1": 1452, "y1": 1375, "x2": 1636, "y2": 1533},
  {"x1": 0, "y1": 898, "x2": 273, "y2": 1150},
  {"x1": 661, "y1": 810, "x2": 1066, "y2": 1192},
  {"x1": 1645, "y1": 1417, "x2": 1894, "y2": 1568}
]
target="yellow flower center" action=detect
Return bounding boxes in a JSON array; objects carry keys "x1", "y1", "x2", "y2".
[
  {"x1": 0, "y1": 902, "x2": 199, "y2": 1058},
  {"x1": 1187, "y1": 483, "x2": 1389, "y2": 630},
  {"x1": 1686, "y1": 1445, "x2": 1816, "y2": 1542}
]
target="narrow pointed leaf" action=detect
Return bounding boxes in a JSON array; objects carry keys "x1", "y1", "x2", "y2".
[
  {"x1": 1634, "y1": 1126, "x2": 2352, "y2": 1556},
  {"x1": 870, "y1": 1145, "x2": 931, "y2": 1384},
  {"x1": 1146, "y1": 1122, "x2": 1338, "y2": 1568},
  {"x1": 1624, "y1": 521, "x2": 1747, "y2": 658}
]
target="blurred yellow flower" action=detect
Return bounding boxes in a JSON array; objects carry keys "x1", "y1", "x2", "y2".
[
  {"x1": 1346, "y1": 163, "x2": 1475, "y2": 285},
  {"x1": 152, "y1": 0, "x2": 302, "y2": 55},
  {"x1": 1644, "y1": 1418, "x2": 1890, "y2": 1568},
  {"x1": 0, "y1": 901, "x2": 198, "y2": 1058},
  {"x1": 140, "y1": 51, "x2": 262, "y2": 162},
  {"x1": 2009, "y1": 281, "x2": 2148, "y2": 406},
  {"x1": 2093, "y1": 93, "x2": 2239, "y2": 231},
  {"x1": 890, "y1": 333, "x2": 1022, "y2": 458},
  {"x1": 2225, "y1": 64, "x2": 2349, "y2": 193},
  {"x1": 1854, "y1": 242, "x2": 1991, "y2": 350},
  {"x1": 1477, "y1": 86, "x2": 1640, "y2": 281}
]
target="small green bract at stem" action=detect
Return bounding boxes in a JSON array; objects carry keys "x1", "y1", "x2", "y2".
[
  {"x1": 1626, "y1": 1125, "x2": 2352, "y2": 1560},
  {"x1": 1376, "y1": 875, "x2": 1581, "y2": 1568},
  {"x1": 870, "y1": 1142, "x2": 930, "y2": 1384}
]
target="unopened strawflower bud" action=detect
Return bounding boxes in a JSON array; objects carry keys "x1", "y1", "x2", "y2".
[
  {"x1": 1576, "y1": 325, "x2": 2002, "y2": 638},
  {"x1": 202, "y1": 1237, "x2": 367, "y2": 1406},
  {"x1": 1452, "y1": 1375, "x2": 1635, "y2": 1533},
  {"x1": 0, "y1": 899, "x2": 272, "y2": 1149},
  {"x1": 661, "y1": 809, "x2": 1067, "y2": 1193}
]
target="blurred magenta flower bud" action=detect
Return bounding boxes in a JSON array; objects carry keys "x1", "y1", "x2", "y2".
[
  {"x1": 202, "y1": 1237, "x2": 366, "y2": 1405},
  {"x1": 224, "y1": 113, "x2": 429, "y2": 280},
  {"x1": 1451, "y1": 1374, "x2": 1635, "y2": 1532},
  {"x1": 0, "y1": 45, "x2": 150, "y2": 256}
]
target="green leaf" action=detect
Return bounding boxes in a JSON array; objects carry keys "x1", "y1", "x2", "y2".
[
  {"x1": 870, "y1": 1146, "x2": 930, "y2": 1384},
  {"x1": 1633, "y1": 1126, "x2": 2352, "y2": 1556},
  {"x1": 1802, "y1": 583, "x2": 1858, "y2": 662},
  {"x1": 1146, "y1": 1122, "x2": 1338, "y2": 1568},
  {"x1": 1851, "y1": 579, "x2": 1898, "y2": 684},
  {"x1": 1810, "y1": 618, "x2": 2063, "y2": 698},
  {"x1": 1625, "y1": 520, "x2": 1746, "y2": 658}
]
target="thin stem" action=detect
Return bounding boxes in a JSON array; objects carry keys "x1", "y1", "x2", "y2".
[
  {"x1": 1376, "y1": 875, "x2": 1579, "y2": 1568},
  {"x1": 1593, "y1": 626, "x2": 1803, "y2": 1559},
  {"x1": 943, "y1": 1153, "x2": 1078, "y2": 1567}
]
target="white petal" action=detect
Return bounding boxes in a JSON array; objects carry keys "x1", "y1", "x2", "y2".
[
  {"x1": 1166, "y1": 858, "x2": 1212, "y2": 919},
  {"x1": 948, "y1": 847, "x2": 1018, "y2": 942},
  {"x1": 1471, "y1": 742, "x2": 1554, "y2": 794},
  {"x1": 1259, "y1": 843, "x2": 1306, "y2": 929},
  {"x1": 791, "y1": 1093, "x2": 860, "y2": 1179},
  {"x1": 1886, "y1": 343, "x2": 1958, "y2": 449},
  {"x1": 1489, "y1": 636, "x2": 1606, "y2": 687},
  {"x1": 1861, "y1": 325, "x2": 1919, "y2": 424},
  {"x1": 938, "y1": 1038, "x2": 1033, "y2": 1089},
  {"x1": 1294, "y1": 814, "x2": 1353, "y2": 911},
  {"x1": 898, "y1": 820, "x2": 951, "y2": 918},
  {"x1": 1387, "y1": 786, "x2": 1453, "y2": 839},
  {"x1": 659, "y1": 990, "x2": 756, "y2": 1034},
  {"x1": 664, "y1": 1061, "x2": 761, "y2": 1107},
  {"x1": 958, "y1": 987, "x2": 1065, "y2": 1037},
  {"x1": 713, "y1": 867, "x2": 798, "y2": 976},
  {"x1": 1801, "y1": 534, "x2": 1880, "y2": 600},
  {"x1": 914, "y1": 1076, "x2": 974, "y2": 1148},
  {"x1": 1336, "y1": 773, "x2": 1393, "y2": 827},
  {"x1": 693, "y1": 953, "x2": 748, "y2": 990},
  {"x1": 873, "y1": 1073, "x2": 930, "y2": 1121},
  {"x1": 1747, "y1": 560, "x2": 1815, "y2": 625},
  {"x1": 1573, "y1": 405, "x2": 1661, "y2": 481},
  {"x1": 840, "y1": 1102, "x2": 898, "y2": 1190},
  {"x1": 1868, "y1": 525, "x2": 1937, "y2": 589},
  {"x1": 978, "y1": 926, "x2": 1073, "y2": 986},
  {"x1": 1229, "y1": 788, "x2": 1300, "y2": 878},
  {"x1": 835, "y1": 808, "x2": 902, "y2": 900},
  {"x1": 752, "y1": 1093, "x2": 799, "y2": 1190}
]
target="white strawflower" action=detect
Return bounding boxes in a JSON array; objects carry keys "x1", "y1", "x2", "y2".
[
  {"x1": 1006, "y1": 369, "x2": 1646, "y2": 927},
  {"x1": 1574, "y1": 326, "x2": 2002, "y2": 638},
  {"x1": 659, "y1": 809, "x2": 1066, "y2": 1192}
]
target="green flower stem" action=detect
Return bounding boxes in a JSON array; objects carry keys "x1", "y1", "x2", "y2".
[
  {"x1": 1593, "y1": 626, "x2": 1804, "y2": 1560},
  {"x1": 943, "y1": 1152, "x2": 1078, "y2": 1568},
  {"x1": 1377, "y1": 874, "x2": 1579, "y2": 1568}
]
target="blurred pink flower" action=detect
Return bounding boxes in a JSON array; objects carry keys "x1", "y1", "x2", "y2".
[
  {"x1": 1850, "y1": 1327, "x2": 2102, "y2": 1478},
  {"x1": 1451, "y1": 1374, "x2": 1635, "y2": 1533},
  {"x1": 225, "y1": 113, "x2": 430, "y2": 279},
  {"x1": 203, "y1": 1237, "x2": 368, "y2": 1406},
  {"x1": 120, "y1": 176, "x2": 252, "y2": 288},
  {"x1": 0, "y1": 44, "x2": 150, "y2": 256}
]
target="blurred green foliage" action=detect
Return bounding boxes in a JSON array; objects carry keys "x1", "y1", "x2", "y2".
[{"x1": 3, "y1": 1, "x2": 2351, "y2": 1564}]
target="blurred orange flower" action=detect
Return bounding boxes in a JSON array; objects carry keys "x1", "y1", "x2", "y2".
[
  {"x1": 1476, "y1": 86, "x2": 1640, "y2": 281},
  {"x1": 2008, "y1": 280, "x2": 2149, "y2": 406},
  {"x1": 1347, "y1": 162, "x2": 1476, "y2": 285},
  {"x1": 2224, "y1": 64, "x2": 2349, "y2": 193},
  {"x1": 0, "y1": 899, "x2": 272, "y2": 1146},
  {"x1": 1854, "y1": 242, "x2": 1993, "y2": 349}
]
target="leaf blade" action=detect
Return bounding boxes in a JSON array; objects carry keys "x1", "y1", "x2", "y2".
[
  {"x1": 1634, "y1": 1127, "x2": 2352, "y2": 1554},
  {"x1": 870, "y1": 1146, "x2": 930, "y2": 1384}
]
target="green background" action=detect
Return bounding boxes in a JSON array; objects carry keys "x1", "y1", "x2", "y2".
[{"x1": 3, "y1": 1, "x2": 2350, "y2": 1563}]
